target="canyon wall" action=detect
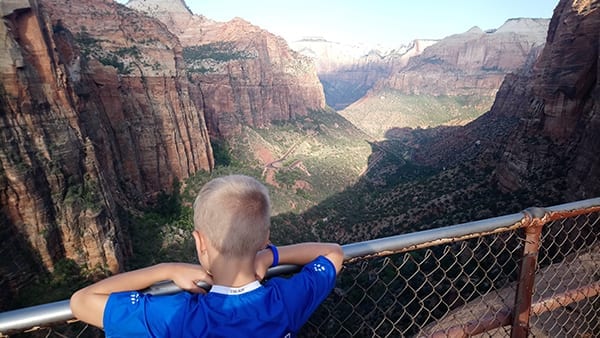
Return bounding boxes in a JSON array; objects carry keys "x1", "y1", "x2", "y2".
[
  {"x1": 0, "y1": 0, "x2": 213, "y2": 307},
  {"x1": 338, "y1": 18, "x2": 549, "y2": 137},
  {"x1": 496, "y1": 0, "x2": 600, "y2": 199},
  {"x1": 380, "y1": 18, "x2": 549, "y2": 97},
  {"x1": 414, "y1": 0, "x2": 599, "y2": 201},
  {"x1": 129, "y1": 0, "x2": 326, "y2": 137}
]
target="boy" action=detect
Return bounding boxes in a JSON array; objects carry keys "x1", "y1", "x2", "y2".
[{"x1": 70, "y1": 174, "x2": 344, "y2": 337}]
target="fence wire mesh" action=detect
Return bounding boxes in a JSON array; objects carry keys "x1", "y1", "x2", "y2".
[
  {"x1": 3, "y1": 209, "x2": 599, "y2": 338},
  {"x1": 301, "y1": 231, "x2": 524, "y2": 337},
  {"x1": 526, "y1": 212, "x2": 600, "y2": 337},
  {"x1": 299, "y1": 211, "x2": 599, "y2": 337}
]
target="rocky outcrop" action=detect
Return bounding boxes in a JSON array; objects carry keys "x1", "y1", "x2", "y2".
[
  {"x1": 127, "y1": 0, "x2": 193, "y2": 33},
  {"x1": 291, "y1": 38, "x2": 437, "y2": 110},
  {"x1": 496, "y1": 0, "x2": 600, "y2": 199},
  {"x1": 0, "y1": 0, "x2": 213, "y2": 306},
  {"x1": 129, "y1": 0, "x2": 326, "y2": 137}
]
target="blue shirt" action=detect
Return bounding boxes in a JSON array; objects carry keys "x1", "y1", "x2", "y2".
[{"x1": 103, "y1": 256, "x2": 337, "y2": 337}]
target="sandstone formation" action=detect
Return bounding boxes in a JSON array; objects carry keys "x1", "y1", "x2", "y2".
[
  {"x1": 495, "y1": 0, "x2": 600, "y2": 199},
  {"x1": 379, "y1": 18, "x2": 550, "y2": 97},
  {"x1": 0, "y1": 0, "x2": 213, "y2": 307},
  {"x1": 291, "y1": 38, "x2": 437, "y2": 110},
  {"x1": 128, "y1": 0, "x2": 326, "y2": 137}
]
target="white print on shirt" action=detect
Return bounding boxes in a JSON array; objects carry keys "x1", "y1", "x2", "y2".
[
  {"x1": 313, "y1": 263, "x2": 326, "y2": 272},
  {"x1": 129, "y1": 292, "x2": 140, "y2": 305}
]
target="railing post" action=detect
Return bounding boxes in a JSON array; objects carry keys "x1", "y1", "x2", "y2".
[{"x1": 511, "y1": 207, "x2": 545, "y2": 338}]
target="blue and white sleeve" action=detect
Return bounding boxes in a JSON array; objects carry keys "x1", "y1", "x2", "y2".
[
  {"x1": 280, "y1": 255, "x2": 338, "y2": 330},
  {"x1": 103, "y1": 291, "x2": 189, "y2": 337}
]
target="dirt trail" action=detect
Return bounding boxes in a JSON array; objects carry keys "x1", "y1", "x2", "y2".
[{"x1": 262, "y1": 135, "x2": 312, "y2": 186}]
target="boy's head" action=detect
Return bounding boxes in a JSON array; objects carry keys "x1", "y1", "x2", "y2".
[{"x1": 193, "y1": 175, "x2": 271, "y2": 257}]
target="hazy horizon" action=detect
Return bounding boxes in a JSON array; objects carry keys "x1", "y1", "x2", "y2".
[{"x1": 117, "y1": 0, "x2": 558, "y2": 48}]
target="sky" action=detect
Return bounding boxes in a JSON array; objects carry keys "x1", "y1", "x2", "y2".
[{"x1": 119, "y1": 0, "x2": 559, "y2": 47}]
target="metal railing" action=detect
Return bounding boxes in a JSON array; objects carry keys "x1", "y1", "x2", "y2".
[{"x1": 1, "y1": 198, "x2": 599, "y2": 337}]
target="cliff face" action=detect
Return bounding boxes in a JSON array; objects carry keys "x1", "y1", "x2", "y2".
[
  {"x1": 380, "y1": 18, "x2": 549, "y2": 97},
  {"x1": 0, "y1": 0, "x2": 213, "y2": 305},
  {"x1": 129, "y1": 0, "x2": 326, "y2": 137},
  {"x1": 496, "y1": 0, "x2": 600, "y2": 199},
  {"x1": 413, "y1": 0, "x2": 599, "y2": 201}
]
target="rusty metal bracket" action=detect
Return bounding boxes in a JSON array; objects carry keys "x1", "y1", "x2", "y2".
[{"x1": 510, "y1": 207, "x2": 548, "y2": 338}]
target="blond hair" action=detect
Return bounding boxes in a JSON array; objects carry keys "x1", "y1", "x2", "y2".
[{"x1": 193, "y1": 175, "x2": 270, "y2": 257}]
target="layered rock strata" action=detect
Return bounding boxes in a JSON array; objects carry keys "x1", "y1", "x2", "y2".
[
  {"x1": 291, "y1": 38, "x2": 438, "y2": 110},
  {"x1": 338, "y1": 19, "x2": 549, "y2": 137},
  {"x1": 380, "y1": 18, "x2": 550, "y2": 97},
  {"x1": 129, "y1": 0, "x2": 326, "y2": 137},
  {"x1": 496, "y1": 0, "x2": 600, "y2": 199},
  {"x1": 0, "y1": 0, "x2": 213, "y2": 307}
]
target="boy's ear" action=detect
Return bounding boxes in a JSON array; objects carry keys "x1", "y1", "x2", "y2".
[{"x1": 193, "y1": 230, "x2": 205, "y2": 253}]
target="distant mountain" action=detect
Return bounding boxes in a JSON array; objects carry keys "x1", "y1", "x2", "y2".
[
  {"x1": 290, "y1": 38, "x2": 437, "y2": 110},
  {"x1": 340, "y1": 18, "x2": 550, "y2": 138},
  {"x1": 378, "y1": 18, "x2": 549, "y2": 95},
  {"x1": 290, "y1": 38, "x2": 402, "y2": 73}
]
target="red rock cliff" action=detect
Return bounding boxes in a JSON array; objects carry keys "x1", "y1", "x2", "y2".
[
  {"x1": 495, "y1": 0, "x2": 600, "y2": 199},
  {"x1": 128, "y1": 0, "x2": 326, "y2": 137},
  {"x1": 0, "y1": 0, "x2": 213, "y2": 306}
]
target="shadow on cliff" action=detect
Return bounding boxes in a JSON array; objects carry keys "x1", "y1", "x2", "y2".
[
  {"x1": 268, "y1": 112, "x2": 557, "y2": 246},
  {"x1": 268, "y1": 124, "x2": 478, "y2": 245},
  {"x1": 0, "y1": 212, "x2": 44, "y2": 311},
  {"x1": 124, "y1": 180, "x2": 199, "y2": 270},
  {"x1": 0, "y1": 210, "x2": 91, "y2": 311}
]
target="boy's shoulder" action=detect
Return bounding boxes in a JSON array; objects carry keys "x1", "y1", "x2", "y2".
[{"x1": 104, "y1": 291, "x2": 195, "y2": 336}]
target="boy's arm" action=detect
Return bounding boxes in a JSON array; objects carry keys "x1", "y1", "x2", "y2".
[
  {"x1": 255, "y1": 243, "x2": 344, "y2": 279},
  {"x1": 70, "y1": 263, "x2": 211, "y2": 328}
]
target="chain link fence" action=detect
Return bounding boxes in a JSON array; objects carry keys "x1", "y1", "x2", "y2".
[
  {"x1": 2, "y1": 199, "x2": 599, "y2": 337},
  {"x1": 302, "y1": 234, "x2": 520, "y2": 337},
  {"x1": 301, "y1": 206, "x2": 599, "y2": 337}
]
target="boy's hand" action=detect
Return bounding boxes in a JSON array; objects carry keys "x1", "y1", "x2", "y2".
[{"x1": 168, "y1": 263, "x2": 213, "y2": 293}]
